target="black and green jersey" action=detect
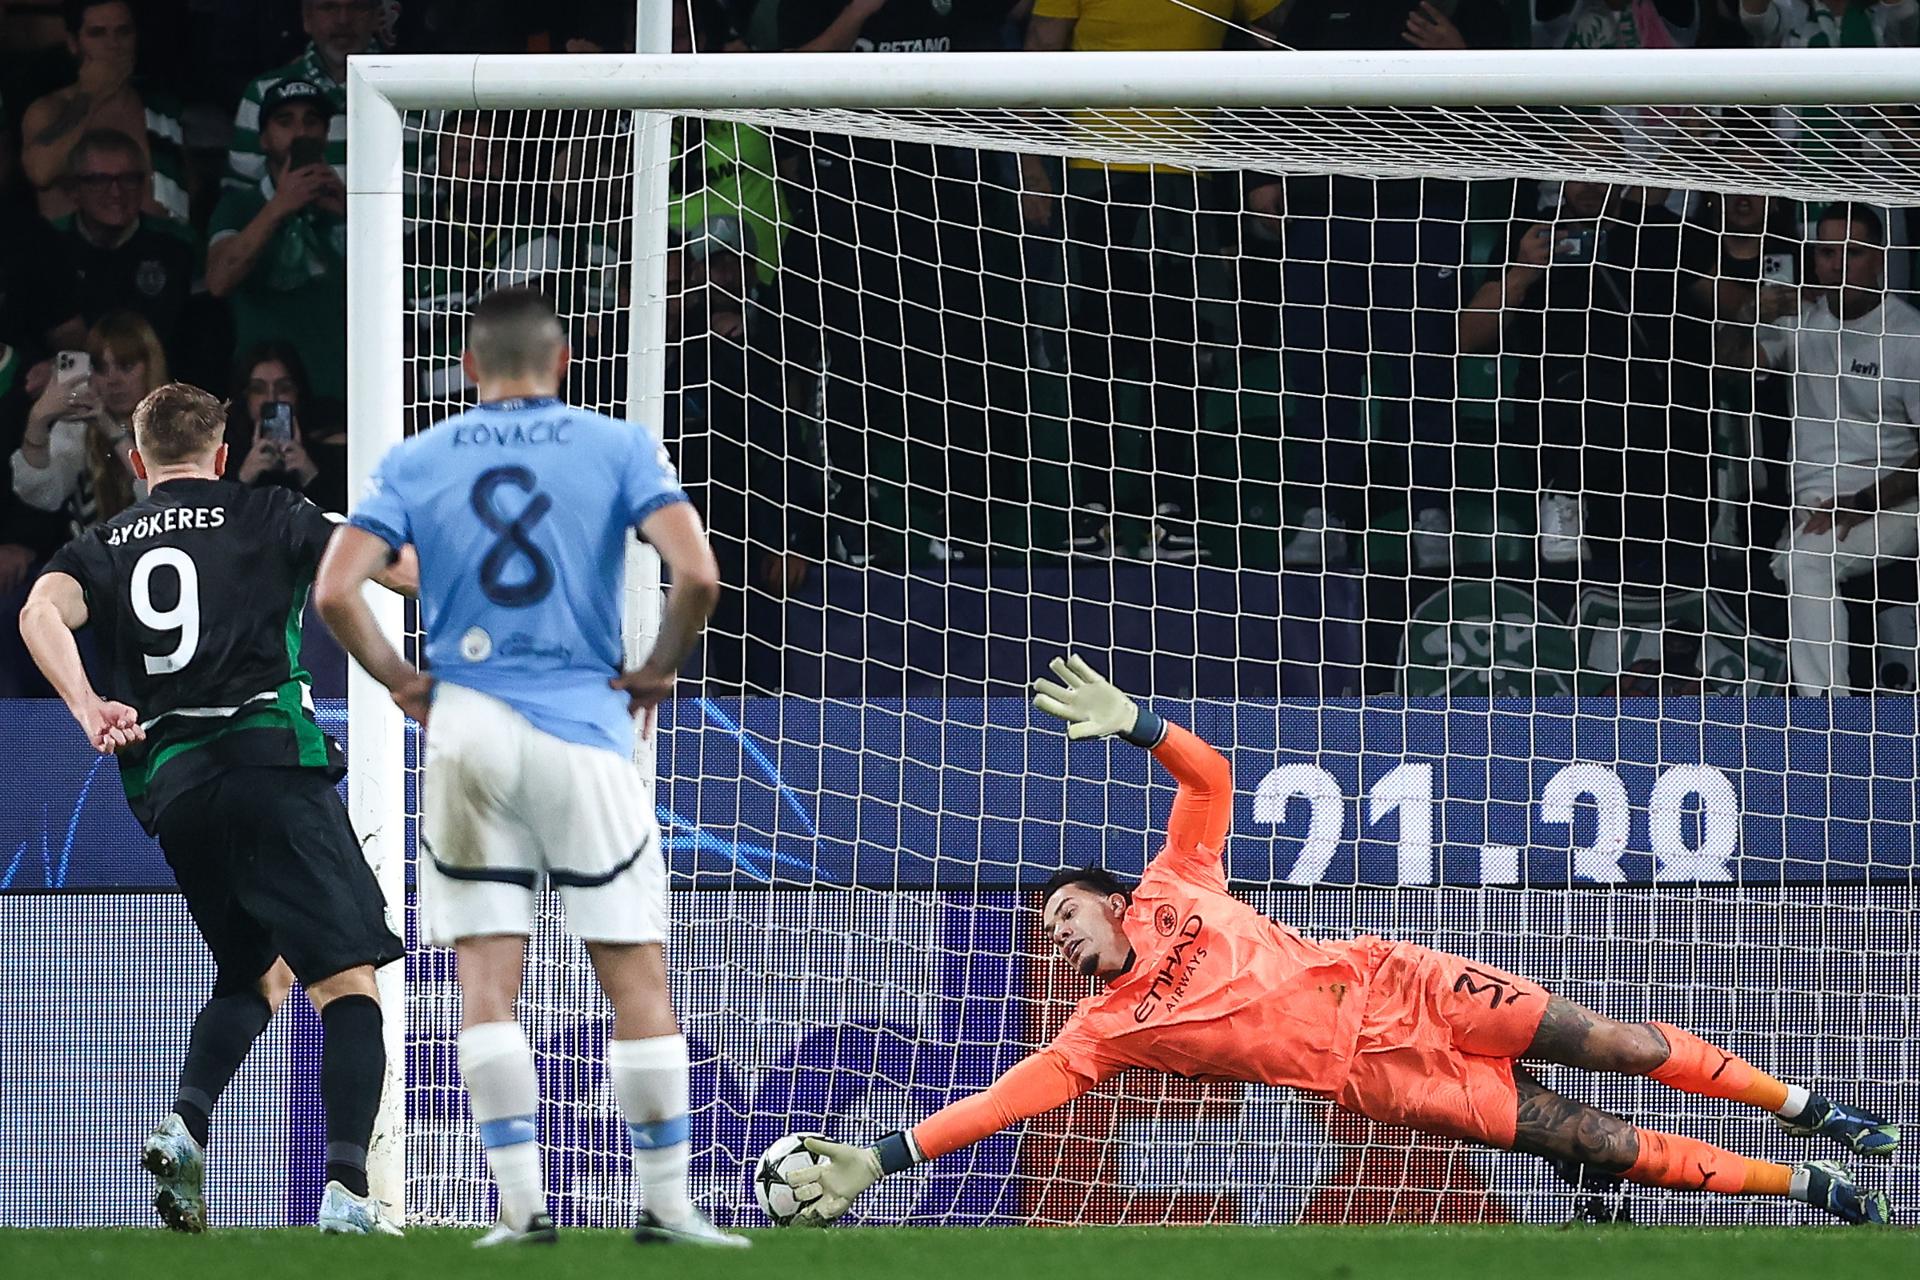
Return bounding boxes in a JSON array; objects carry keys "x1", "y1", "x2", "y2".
[{"x1": 45, "y1": 477, "x2": 342, "y2": 833}]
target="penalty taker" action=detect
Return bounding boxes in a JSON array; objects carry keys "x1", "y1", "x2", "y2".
[{"x1": 790, "y1": 656, "x2": 1898, "y2": 1226}]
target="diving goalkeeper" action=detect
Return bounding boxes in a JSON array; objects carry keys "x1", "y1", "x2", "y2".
[{"x1": 789, "y1": 656, "x2": 1897, "y2": 1226}]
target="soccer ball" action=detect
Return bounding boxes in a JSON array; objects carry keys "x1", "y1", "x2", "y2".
[{"x1": 752, "y1": 1131, "x2": 830, "y2": 1226}]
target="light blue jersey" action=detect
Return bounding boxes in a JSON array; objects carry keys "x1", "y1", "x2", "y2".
[{"x1": 349, "y1": 396, "x2": 687, "y2": 755}]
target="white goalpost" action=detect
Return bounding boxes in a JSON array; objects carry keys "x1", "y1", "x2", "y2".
[{"x1": 347, "y1": 46, "x2": 1920, "y2": 1227}]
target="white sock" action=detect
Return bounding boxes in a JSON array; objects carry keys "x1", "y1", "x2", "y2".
[
  {"x1": 608, "y1": 1035, "x2": 693, "y2": 1225},
  {"x1": 485, "y1": 1143, "x2": 543, "y2": 1229},
  {"x1": 1778, "y1": 1084, "x2": 1813, "y2": 1119},
  {"x1": 458, "y1": 1021, "x2": 545, "y2": 1229}
]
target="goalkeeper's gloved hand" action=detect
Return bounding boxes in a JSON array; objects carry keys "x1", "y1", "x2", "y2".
[
  {"x1": 1031, "y1": 653, "x2": 1166, "y2": 748},
  {"x1": 787, "y1": 1137, "x2": 883, "y2": 1225}
]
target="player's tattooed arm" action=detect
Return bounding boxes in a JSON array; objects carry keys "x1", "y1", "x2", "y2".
[{"x1": 1510, "y1": 1067, "x2": 1639, "y2": 1173}]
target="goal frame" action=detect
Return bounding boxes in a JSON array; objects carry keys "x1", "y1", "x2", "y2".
[{"x1": 343, "y1": 43, "x2": 1920, "y2": 1215}]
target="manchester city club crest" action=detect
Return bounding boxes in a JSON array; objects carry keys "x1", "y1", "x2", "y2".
[{"x1": 460, "y1": 626, "x2": 492, "y2": 661}]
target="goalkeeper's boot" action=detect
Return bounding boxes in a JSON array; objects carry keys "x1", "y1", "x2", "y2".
[
  {"x1": 141, "y1": 1113, "x2": 207, "y2": 1234},
  {"x1": 1777, "y1": 1096, "x2": 1900, "y2": 1159},
  {"x1": 633, "y1": 1208, "x2": 751, "y2": 1249},
  {"x1": 476, "y1": 1211, "x2": 558, "y2": 1247},
  {"x1": 1793, "y1": 1160, "x2": 1891, "y2": 1225},
  {"x1": 317, "y1": 1180, "x2": 404, "y2": 1236}
]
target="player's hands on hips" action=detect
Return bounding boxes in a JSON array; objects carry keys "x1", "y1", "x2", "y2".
[
  {"x1": 786, "y1": 1138, "x2": 882, "y2": 1225},
  {"x1": 1031, "y1": 653, "x2": 1139, "y2": 740},
  {"x1": 612, "y1": 665, "x2": 675, "y2": 739},
  {"x1": 390, "y1": 672, "x2": 434, "y2": 729},
  {"x1": 82, "y1": 697, "x2": 144, "y2": 754}
]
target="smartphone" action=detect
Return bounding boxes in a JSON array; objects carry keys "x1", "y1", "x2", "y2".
[
  {"x1": 288, "y1": 136, "x2": 329, "y2": 173},
  {"x1": 1760, "y1": 252, "x2": 1797, "y2": 285},
  {"x1": 55, "y1": 350, "x2": 92, "y2": 384},
  {"x1": 1553, "y1": 226, "x2": 1597, "y2": 264},
  {"x1": 260, "y1": 401, "x2": 295, "y2": 442}
]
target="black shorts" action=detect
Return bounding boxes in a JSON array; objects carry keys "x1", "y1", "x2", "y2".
[{"x1": 155, "y1": 767, "x2": 404, "y2": 994}]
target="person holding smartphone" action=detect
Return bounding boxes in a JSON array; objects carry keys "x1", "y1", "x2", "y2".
[
  {"x1": 225, "y1": 340, "x2": 347, "y2": 512},
  {"x1": 9, "y1": 311, "x2": 164, "y2": 546},
  {"x1": 1459, "y1": 176, "x2": 1719, "y2": 585},
  {"x1": 206, "y1": 79, "x2": 348, "y2": 402}
]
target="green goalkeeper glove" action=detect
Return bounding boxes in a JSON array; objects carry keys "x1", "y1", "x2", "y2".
[
  {"x1": 1031, "y1": 654, "x2": 1166, "y2": 747},
  {"x1": 787, "y1": 1137, "x2": 883, "y2": 1225}
]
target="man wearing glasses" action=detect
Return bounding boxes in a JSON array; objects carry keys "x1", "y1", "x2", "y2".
[{"x1": 55, "y1": 129, "x2": 194, "y2": 355}]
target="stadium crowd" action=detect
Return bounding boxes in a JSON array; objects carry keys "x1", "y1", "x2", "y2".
[{"x1": 2, "y1": 0, "x2": 1918, "y2": 697}]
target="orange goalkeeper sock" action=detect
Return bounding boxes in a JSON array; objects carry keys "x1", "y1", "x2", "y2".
[
  {"x1": 1647, "y1": 1022, "x2": 1790, "y2": 1112},
  {"x1": 1623, "y1": 1128, "x2": 1792, "y2": 1197}
]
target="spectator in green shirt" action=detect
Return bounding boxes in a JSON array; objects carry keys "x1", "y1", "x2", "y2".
[
  {"x1": 226, "y1": 0, "x2": 382, "y2": 191},
  {"x1": 669, "y1": 0, "x2": 787, "y2": 290},
  {"x1": 671, "y1": 119, "x2": 788, "y2": 292},
  {"x1": 207, "y1": 80, "x2": 348, "y2": 401}
]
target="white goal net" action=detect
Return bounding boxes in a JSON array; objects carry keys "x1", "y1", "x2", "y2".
[{"x1": 367, "y1": 51, "x2": 1919, "y2": 1229}]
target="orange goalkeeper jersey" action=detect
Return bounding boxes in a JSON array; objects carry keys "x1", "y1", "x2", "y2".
[{"x1": 913, "y1": 724, "x2": 1374, "y2": 1161}]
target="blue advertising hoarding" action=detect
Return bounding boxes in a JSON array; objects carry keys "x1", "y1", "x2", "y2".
[
  {"x1": 4, "y1": 696, "x2": 1913, "y2": 891},
  {"x1": 5, "y1": 693, "x2": 1912, "y2": 1229}
]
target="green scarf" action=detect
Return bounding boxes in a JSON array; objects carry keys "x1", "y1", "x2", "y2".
[{"x1": 262, "y1": 209, "x2": 344, "y2": 293}]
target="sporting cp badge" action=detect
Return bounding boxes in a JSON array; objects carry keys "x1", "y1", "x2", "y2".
[{"x1": 136, "y1": 259, "x2": 168, "y2": 297}]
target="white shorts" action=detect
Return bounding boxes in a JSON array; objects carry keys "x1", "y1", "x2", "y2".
[{"x1": 419, "y1": 682, "x2": 666, "y2": 946}]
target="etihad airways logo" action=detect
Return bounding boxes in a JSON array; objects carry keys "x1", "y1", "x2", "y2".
[{"x1": 1133, "y1": 913, "x2": 1206, "y2": 1024}]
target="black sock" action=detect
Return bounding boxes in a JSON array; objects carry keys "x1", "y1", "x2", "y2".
[
  {"x1": 175, "y1": 990, "x2": 273, "y2": 1148},
  {"x1": 320, "y1": 994, "x2": 385, "y2": 1198}
]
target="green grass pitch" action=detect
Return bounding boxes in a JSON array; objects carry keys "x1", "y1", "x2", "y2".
[{"x1": 3, "y1": 1226, "x2": 1914, "y2": 1280}]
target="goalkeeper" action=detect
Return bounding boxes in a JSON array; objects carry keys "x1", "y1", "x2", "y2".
[{"x1": 789, "y1": 656, "x2": 1896, "y2": 1226}]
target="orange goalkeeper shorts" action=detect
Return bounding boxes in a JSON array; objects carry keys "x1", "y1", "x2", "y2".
[{"x1": 1332, "y1": 939, "x2": 1552, "y2": 1148}]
